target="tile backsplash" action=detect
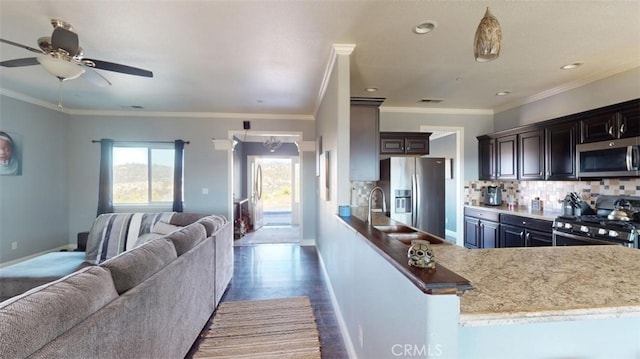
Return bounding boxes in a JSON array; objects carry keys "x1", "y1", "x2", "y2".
[{"x1": 465, "y1": 178, "x2": 640, "y2": 211}]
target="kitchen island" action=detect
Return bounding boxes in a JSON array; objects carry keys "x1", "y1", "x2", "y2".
[{"x1": 328, "y1": 211, "x2": 640, "y2": 358}]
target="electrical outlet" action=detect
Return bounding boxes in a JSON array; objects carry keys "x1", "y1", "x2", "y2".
[
  {"x1": 202, "y1": 188, "x2": 209, "y2": 194},
  {"x1": 11, "y1": 242, "x2": 17, "y2": 250}
]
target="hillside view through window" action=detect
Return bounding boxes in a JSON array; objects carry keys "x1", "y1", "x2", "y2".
[{"x1": 112, "y1": 146, "x2": 175, "y2": 204}]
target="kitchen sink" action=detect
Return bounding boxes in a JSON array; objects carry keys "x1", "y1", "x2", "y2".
[
  {"x1": 373, "y1": 225, "x2": 417, "y2": 234},
  {"x1": 374, "y1": 225, "x2": 445, "y2": 245},
  {"x1": 387, "y1": 232, "x2": 445, "y2": 245}
]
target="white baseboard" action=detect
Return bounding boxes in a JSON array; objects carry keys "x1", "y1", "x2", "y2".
[
  {"x1": 317, "y1": 251, "x2": 358, "y2": 359},
  {"x1": 0, "y1": 245, "x2": 75, "y2": 268},
  {"x1": 300, "y1": 239, "x2": 316, "y2": 246}
]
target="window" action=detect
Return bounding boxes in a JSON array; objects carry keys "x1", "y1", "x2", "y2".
[{"x1": 112, "y1": 144, "x2": 179, "y2": 205}]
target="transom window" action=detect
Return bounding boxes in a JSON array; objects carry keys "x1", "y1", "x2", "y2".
[{"x1": 112, "y1": 144, "x2": 178, "y2": 205}]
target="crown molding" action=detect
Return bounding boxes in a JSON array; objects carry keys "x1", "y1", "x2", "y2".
[
  {"x1": 314, "y1": 44, "x2": 356, "y2": 117},
  {"x1": 68, "y1": 109, "x2": 314, "y2": 120},
  {"x1": 0, "y1": 88, "x2": 62, "y2": 112},
  {"x1": 494, "y1": 62, "x2": 640, "y2": 114},
  {"x1": 0, "y1": 87, "x2": 314, "y2": 120},
  {"x1": 380, "y1": 106, "x2": 493, "y2": 116}
]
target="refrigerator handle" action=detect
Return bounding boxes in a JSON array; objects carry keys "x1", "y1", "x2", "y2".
[{"x1": 412, "y1": 173, "x2": 418, "y2": 227}]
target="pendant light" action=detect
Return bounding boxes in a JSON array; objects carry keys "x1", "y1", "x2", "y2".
[{"x1": 474, "y1": 7, "x2": 502, "y2": 62}]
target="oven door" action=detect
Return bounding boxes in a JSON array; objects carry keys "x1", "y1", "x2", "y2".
[{"x1": 553, "y1": 230, "x2": 633, "y2": 247}]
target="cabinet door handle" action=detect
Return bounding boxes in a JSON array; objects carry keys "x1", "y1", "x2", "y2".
[
  {"x1": 519, "y1": 231, "x2": 524, "y2": 239},
  {"x1": 539, "y1": 171, "x2": 543, "y2": 176},
  {"x1": 620, "y1": 123, "x2": 626, "y2": 135},
  {"x1": 525, "y1": 232, "x2": 531, "y2": 246},
  {"x1": 608, "y1": 124, "x2": 614, "y2": 136}
]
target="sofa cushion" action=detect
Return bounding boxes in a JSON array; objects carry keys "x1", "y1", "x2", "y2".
[
  {"x1": 198, "y1": 215, "x2": 228, "y2": 237},
  {"x1": 85, "y1": 213, "x2": 135, "y2": 264},
  {"x1": 100, "y1": 238, "x2": 177, "y2": 294},
  {"x1": 169, "y1": 212, "x2": 208, "y2": 226},
  {"x1": 0, "y1": 266, "x2": 117, "y2": 359},
  {"x1": 165, "y1": 223, "x2": 207, "y2": 256},
  {"x1": 151, "y1": 220, "x2": 182, "y2": 235}
]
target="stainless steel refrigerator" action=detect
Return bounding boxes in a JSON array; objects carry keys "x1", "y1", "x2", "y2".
[{"x1": 379, "y1": 157, "x2": 445, "y2": 237}]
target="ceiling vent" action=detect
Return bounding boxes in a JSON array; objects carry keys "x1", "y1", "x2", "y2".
[{"x1": 419, "y1": 98, "x2": 443, "y2": 103}]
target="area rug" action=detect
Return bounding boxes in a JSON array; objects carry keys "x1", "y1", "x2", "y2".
[
  {"x1": 234, "y1": 226, "x2": 301, "y2": 246},
  {"x1": 193, "y1": 296, "x2": 321, "y2": 358}
]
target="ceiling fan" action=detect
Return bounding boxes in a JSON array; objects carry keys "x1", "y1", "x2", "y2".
[{"x1": 0, "y1": 19, "x2": 153, "y2": 87}]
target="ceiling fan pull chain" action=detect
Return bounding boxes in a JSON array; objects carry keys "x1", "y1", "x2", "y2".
[{"x1": 57, "y1": 78, "x2": 64, "y2": 112}]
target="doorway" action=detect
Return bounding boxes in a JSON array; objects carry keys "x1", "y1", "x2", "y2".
[
  {"x1": 247, "y1": 156, "x2": 299, "y2": 228},
  {"x1": 230, "y1": 130, "x2": 303, "y2": 245}
]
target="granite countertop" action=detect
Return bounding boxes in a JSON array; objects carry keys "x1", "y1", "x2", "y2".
[
  {"x1": 431, "y1": 244, "x2": 640, "y2": 326},
  {"x1": 465, "y1": 203, "x2": 562, "y2": 221}
]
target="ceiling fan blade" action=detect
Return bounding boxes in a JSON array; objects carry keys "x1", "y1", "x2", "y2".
[
  {"x1": 82, "y1": 67, "x2": 112, "y2": 87},
  {"x1": 51, "y1": 27, "x2": 79, "y2": 55},
  {"x1": 0, "y1": 57, "x2": 39, "y2": 67},
  {"x1": 85, "y1": 59, "x2": 153, "y2": 77},
  {"x1": 0, "y1": 38, "x2": 44, "y2": 54}
]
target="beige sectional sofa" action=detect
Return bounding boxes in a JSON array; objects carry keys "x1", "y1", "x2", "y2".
[{"x1": 0, "y1": 212, "x2": 233, "y2": 359}]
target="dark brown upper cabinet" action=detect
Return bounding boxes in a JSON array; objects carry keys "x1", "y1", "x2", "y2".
[
  {"x1": 478, "y1": 99, "x2": 637, "y2": 181},
  {"x1": 519, "y1": 129, "x2": 545, "y2": 180},
  {"x1": 545, "y1": 121, "x2": 577, "y2": 180},
  {"x1": 350, "y1": 97, "x2": 385, "y2": 181},
  {"x1": 478, "y1": 134, "x2": 518, "y2": 180},
  {"x1": 579, "y1": 99, "x2": 640, "y2": 143},
  {"x1": 496, "y1": 135, "x2": 518, "y2": 180},
  {"x1": 478, "y1": 137, "x2": 496, "y2": 180},
  {"x1": 380, "y1": 132, "x2": 431, "y2": 155}
]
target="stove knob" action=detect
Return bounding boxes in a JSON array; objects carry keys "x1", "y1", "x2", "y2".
[
  {"x1": 564, "y1": 223, "x2": 573, "y2": 229},
  {"x1": 598, "y1": 228, "x2": 607, "y2": 235},
  {"x1": 580, "y1": 226, "x2": 589, "y2": 233},
  {"x1": 608, "y1": 230, "x2": 619, "y2": 238}
]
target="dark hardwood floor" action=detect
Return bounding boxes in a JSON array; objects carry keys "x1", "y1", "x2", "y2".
[{"x1": 187, "y1": 244, "x2": 349, "y2": 359}]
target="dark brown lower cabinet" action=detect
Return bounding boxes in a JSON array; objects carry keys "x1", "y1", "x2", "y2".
[
  {"x1": 464, "y1": 208, "x2": 499, "y2": 249},
  {"x1": 499, "y1": 214, "x2": 553, "y2": 247}
]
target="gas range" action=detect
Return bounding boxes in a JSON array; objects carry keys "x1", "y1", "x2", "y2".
[{"x1": 553, "y1": 195, "x2": 639, "y2": 248}]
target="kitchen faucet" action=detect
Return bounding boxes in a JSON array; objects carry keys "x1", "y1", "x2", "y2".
[{"x1": 367, "y1": 186, "x2": 387, "y2": 224}]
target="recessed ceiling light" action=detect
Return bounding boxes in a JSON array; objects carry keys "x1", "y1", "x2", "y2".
[
  {"x1": 365, "y1": 87, "x2": 378, "y2": 92},
  {"x1": 413, "y1": 21, "x2": 437, "y2": 34},
  {"x1": 496, "y1": 91, "x2": 510, "y2": 96},
  {"x1": 561, "y1": 62, "x2": 584, "y2": 70}
]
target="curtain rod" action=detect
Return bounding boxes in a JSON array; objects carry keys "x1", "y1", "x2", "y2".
[{"x1": 91, "y1": 140, "x2": 190, "y2": 144}]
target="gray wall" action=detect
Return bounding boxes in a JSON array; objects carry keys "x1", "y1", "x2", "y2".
[
  {"x1": 379, "y1": 111, "x2": 494, "y2": 181},
  {"x1": 494, "y1": 67, "x2": 640, "y2": 131},
  {"x1": 67, "y1": 114, "x2": 316, "y2": 244},
  {"x1": 0, "y1": 92, "x2": 316, "y2": 264},
  {"x1": 0, "y1": 96, "x2": 70, "y2": 263}
]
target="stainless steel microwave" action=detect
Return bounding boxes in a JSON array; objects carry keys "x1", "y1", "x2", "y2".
[{"x1": 577, "y1": 136, "x2": 640, "y2": 178}]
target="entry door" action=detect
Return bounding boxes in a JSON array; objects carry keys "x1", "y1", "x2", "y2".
[
  {"x1": 248, "y1": 156, "x2": 264, "y2": 230},
  {"x1": 291, "y1": 156, "x2": 300, "y2": 226}
]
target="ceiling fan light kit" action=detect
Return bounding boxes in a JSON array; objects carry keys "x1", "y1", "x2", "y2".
[
  {"x1": 37, "y1": 55, "x2": 85, "y2": 80},
  {"x1": 474, "y1": 7, "x2": 502, "y2": 62},
  {"x1": 0, "y1": 18, "x2": 153, "y2": 86}
]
